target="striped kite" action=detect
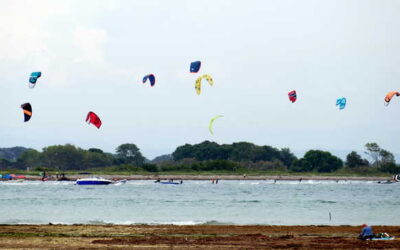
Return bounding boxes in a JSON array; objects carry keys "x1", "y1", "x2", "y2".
[
  {"x1": 21, "y1": 103, "x2": 32, "y2": 122},
  {"x1": 288, "y1": 90, "x2": 297, "y2": 103}
]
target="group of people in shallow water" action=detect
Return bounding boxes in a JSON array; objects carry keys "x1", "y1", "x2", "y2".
[{"x1": 211, "y1": 178, "x2": 219, "y2": 184}]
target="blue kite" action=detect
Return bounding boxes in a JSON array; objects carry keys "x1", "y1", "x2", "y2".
[
  {"x1": 29, "y1": 71, "x2": 41, "y2": 88},
  {"x1": 190, "y1": 61, "x2": 201, "y2": 73},
  {"x1": 336, "y1": 97, "x2": 346, "y2": 110},
  {"x1": 142, "y1": 74, "x2": 156, "y2": 87}
]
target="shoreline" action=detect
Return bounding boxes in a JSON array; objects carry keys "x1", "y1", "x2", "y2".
[
  {"x1": 16, "y1": 174, "x2": 390, "y2": 181},
  {"x1": 0, "y1": 225, "x2": 398, "y2": 249}
]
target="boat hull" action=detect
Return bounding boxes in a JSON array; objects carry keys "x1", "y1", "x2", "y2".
[{"x1": 76, "y1": 178, "x2": 113, "y2": 185}]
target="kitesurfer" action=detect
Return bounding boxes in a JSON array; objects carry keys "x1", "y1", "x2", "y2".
[
  {"x1": 41, "y1": 171, "x2": 47, "y2": 181},
  {"x1": 358, "y1": 224, "x2": 374, "y2": 240}
]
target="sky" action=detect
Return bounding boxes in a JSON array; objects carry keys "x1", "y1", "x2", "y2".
[{"x1": 1, "y1": 0, "x2": 400, "y2": 160}]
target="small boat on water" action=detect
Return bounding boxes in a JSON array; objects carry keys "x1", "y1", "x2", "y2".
[{"x1": 76, "y1": 177, "x2": 114, "y2": 185}]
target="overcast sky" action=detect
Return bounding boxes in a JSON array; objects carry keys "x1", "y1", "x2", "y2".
[{"x1": 1, "y1": 0, "x2": 399, "y2": 160}]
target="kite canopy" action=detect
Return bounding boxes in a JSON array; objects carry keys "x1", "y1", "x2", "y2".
[
  {"x1": 195, "y1": 74, "x2": 214, "y2": 95},
  {"x1": 86, "y1": 112, "x2": 102, "y2": 129},
  {"x1": 209, "y1": 115, "x2": 223, "y2": 135},
  {"x1": 384, "y1": 91, "x2": 400, "y2": 106},
  {"x1": 21, "y1": 103, "x2": 32, "y2": 122},
  {"x1": 142, "y1": 74, "x2": 156, "y2": 87},
  {"x1": 288, "y1": 90, "x2": 297, "y2": 103},
  {"x1": 336, "y1": 97, "x2": 346, "y2": 110},
  {"x1": 190, "y1": 61, "x2": 201, "y2": 73},
  {"x1": 29, "y1": 72, "x2": 41, "y2": 88}
]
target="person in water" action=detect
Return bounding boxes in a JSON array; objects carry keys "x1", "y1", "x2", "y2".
[{"x1": 358, "y1": 224, "x2": 374, "y2": 240}]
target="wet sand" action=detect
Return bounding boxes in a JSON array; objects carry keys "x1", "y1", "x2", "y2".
[{"x1": 0, "y1": 225, "x2": 398, "y2": 249}]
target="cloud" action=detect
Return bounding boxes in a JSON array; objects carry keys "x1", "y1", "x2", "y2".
[
  {"x1": 0, "y1": 0, "x2": 70, "y2": 62},
  {"x1": 73, "y1": 27, "x2": 108, "y2": 64}
]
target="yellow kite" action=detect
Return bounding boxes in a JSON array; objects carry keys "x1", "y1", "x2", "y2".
[{"x1": 195, "y1": 74, "x2": 214, "y2": 95}]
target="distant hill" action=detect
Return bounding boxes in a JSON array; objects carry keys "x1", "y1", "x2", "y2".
[
  {"x1": 0, "y1": 147, "x2": 31, "y2": 161},
  {"x1": 151, "y1": 154, "x2": 173, "y2": 163}
]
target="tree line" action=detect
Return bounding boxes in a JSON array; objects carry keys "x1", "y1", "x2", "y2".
[{"x1": 0, "y1": 141, "x2": 399, "y2": 174}]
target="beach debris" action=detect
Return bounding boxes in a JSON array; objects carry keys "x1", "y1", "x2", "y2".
[
  {"x1": 142, "y1": 74, "x2": 156, "y2": 87},
  {"x1": 190, "y1": 61, "x2": 201, "y2": 73},
  {"x1": 21, "y1": 103, "x2": 32, "y2": 122},
  {"x1": 86, "y1": 111, "x2": 102, "y2": 129},
  {"x1": 384, "y1": 91, "x2": 400, "y2": 106},
  {"x1": 336, "y1": 97, "x2": 346, "y2": 110},
  {"x1": 288, "y1": 90, "x2": 297, "y2": 103},
  {"x1": 195, "y1": 74, "x2": 213, "y2": 95}
]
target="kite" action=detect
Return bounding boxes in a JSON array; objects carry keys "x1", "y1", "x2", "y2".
[
  {"x1": 21, "y1": 103, "x2": 32, "y2": 122},
  {"x1": 209, "y1": 115, "x2": 223, "y2": 135},
  {"x1": 143, "y1": 74, "x2": 156, "y2": 87},
  {"x1": 29, "y1": 72, "x2": 41, "y2": 88},
  {"x1": 86, "y1": 112, "x2": 102, "y2": 129},
  {"x1": 336, "y1": 97, "x2": 346, "y2": 110},
  {"x1": 190, "y1": 61, "x2": 201, "y2": 73},
  {"x1": 195, "y1": 74, "x2": 214, "y2": 95},
  {"x1": 288, "y1": 90, "x2": 297, "y2": 103},
  {"x1": 384, "y1": 91, "x2": 400, "y2": 106}
]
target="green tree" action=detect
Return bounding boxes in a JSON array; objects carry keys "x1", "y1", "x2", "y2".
[
  {"x1": 0, "y1": 158, "x2": 12, "y2": 170},
  {"x1": 291, "y1": 150, "x2": 343, "y2": 173},
  {"x1": 142, "y1": 163, "x2": 159, "y2": 172},
  {"x1": 83, "y1": 150, "x2": 112, "y2": 169},
  {"x1": 379, "y1": 149, "x2": 395, "y2": 165},
  {"x1": 346, "y1": 151, "x2": 368, "y2": 168},
  {"x1": 88, "y1": 148, "x2": 104, "y2": 154},
  {"x1": 279, "y1": 148, "x2": 297, "y2": 167},
  {"x1": 17, "y1": 149, "x2": 42, "y2": 169},
  {"x1": 364, "y1": 143, "x2": 381, "y2": 166},
  {"x1": 379, "y1": 162, "x2": 400, "y2": 174},
  {"x1": 290, "y1": 158, "x2": 312, "y2": 172},
  {"x1": 41, "y1": 144, "x2": 85, "y2": 170},
  {"x1": 364, "y1": 143, "x2": 395, "y2": 167},
  {"x1": 116, "y1": 143, "x2": 145, "y2": 166}
]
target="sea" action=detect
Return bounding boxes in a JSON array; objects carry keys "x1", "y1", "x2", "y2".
[{"x1": 0, "y1": 180, "x2": 399, "y2": 225}]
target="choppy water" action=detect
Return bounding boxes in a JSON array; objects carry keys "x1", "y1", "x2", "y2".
[{"x1": 0, "y1": 180, "x2": 399, "y2": 225}]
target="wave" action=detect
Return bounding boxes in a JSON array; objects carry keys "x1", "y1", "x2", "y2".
[
  {"x1": 314, "y1": 200, "x2": 337, "y2": 204},
  {"x1": 233, "y1": 200, "x2": 261, "y2": 203},
  {"x1": 0, "y1": 219, "x2": 232, "y2": 226}
]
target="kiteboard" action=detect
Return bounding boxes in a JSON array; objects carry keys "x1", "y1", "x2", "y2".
[{"x1": 371, "y1": 237, "x2": 395, "y2": 240}]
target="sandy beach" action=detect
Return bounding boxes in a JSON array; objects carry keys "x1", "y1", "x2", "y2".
[
  {"x1": 20, "y1": 174, "x2": 389, "y2": 182},
  {"x1": 0, "y1": 225, "x2": 398, "y2": 249}
]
